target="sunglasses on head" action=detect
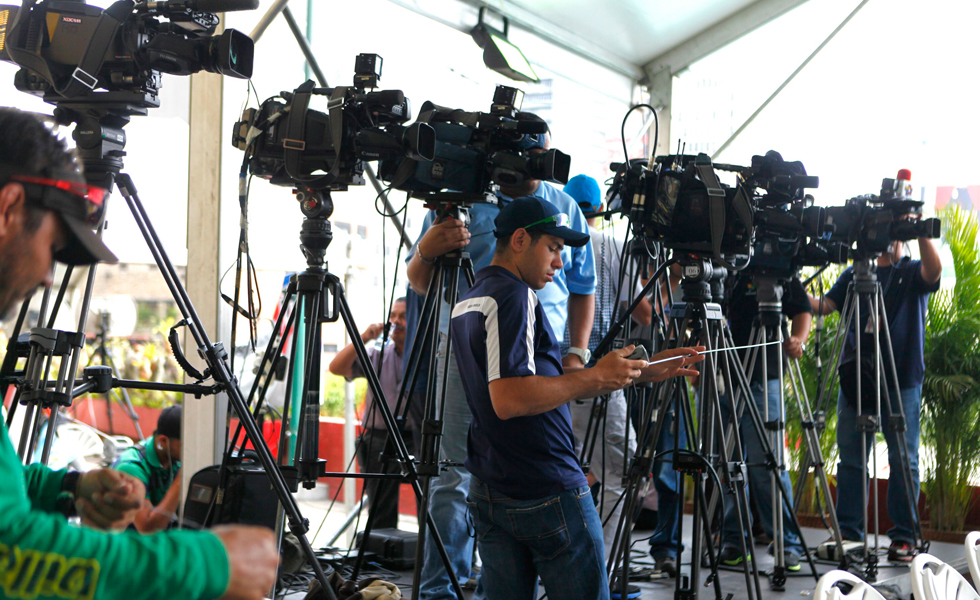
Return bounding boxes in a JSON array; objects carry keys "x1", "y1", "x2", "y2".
[
  {"x1": 523, "y1": 213, "x2": 570, "y2": 230},
  {"x1": 10, "y1": 174, "x2": 107, "y2": 224}
]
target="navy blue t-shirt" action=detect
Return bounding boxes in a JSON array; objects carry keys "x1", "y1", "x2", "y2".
[
  {"x1": 825, "y1": 258, "x2": 940, "y2": 389},
  {"x1": 451, "y1": 265, "x2": 588, "y2": 499}
]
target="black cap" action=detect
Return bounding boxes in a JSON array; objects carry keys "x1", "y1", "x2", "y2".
[
  {"x1": 494, "y1": 197, "x2": 590, "y2": 247},
  {"x1": 156, "y1": 405, "x2": 182, "y2": 440}
]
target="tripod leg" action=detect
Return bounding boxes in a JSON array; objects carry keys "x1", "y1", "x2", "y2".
[
  {"x1": 782, "y1": 322, "x2": 847, "y2": 564},
  {"x1": 874, "y1": 290, "x2": 925, "y2": 550},
  {"x1": 115, "y1": 175, "x2": 339, "y2": 600}
]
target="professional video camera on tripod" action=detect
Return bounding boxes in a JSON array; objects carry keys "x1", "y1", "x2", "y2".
[
  {"x1": 808, "y1": 171, "x2": 941, "y2": 580},
  {"x1": 226, "y1": 53, "x2": 503, "y2": 598},
  {"x1": 595, "y1": 139, "x2": 831, "y2": 599},
  {"x1": 0, "y1": 1, "x2": 366, "y2": 598},
  {"x1": 373, "y1": 82, "x2": 575, "y2": 596},
  {"x1": 722, "y1": 152, "x2": 854, "y2": 586}
]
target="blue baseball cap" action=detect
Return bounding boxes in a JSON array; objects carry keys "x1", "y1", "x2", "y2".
[
  {"x1": 563, "y1": 174, "x2": 602, "y2": 213},
  {"x1": 494, "y1": 197, "x2": 590, "y2": 247}
]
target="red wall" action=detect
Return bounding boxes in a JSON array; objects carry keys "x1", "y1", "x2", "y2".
[{"x1": 68, "y1": 398, "x2": 417, "y2": 517}]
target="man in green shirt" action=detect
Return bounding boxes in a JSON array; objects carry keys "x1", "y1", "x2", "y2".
[
  {"x1": 0, "y1": 108, "x2": 278, "y2": 600},
  {"x1": 114, "y1": 405, "x2": 183, "y2": 533}
]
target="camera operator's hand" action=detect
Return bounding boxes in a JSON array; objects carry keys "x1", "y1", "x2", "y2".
[
  {"x1": 418, "y1": 217, "x2": 470, "y2": 260},
  {"x1": 591, "y1": 345, "x2": 648, "y2": 395},
  {"x1": 639, "y1": 346, "x2": 705, "y2": 383},
  {"x1": 214, "y1": 525, "x2": 279, "y2": 600},
  {"x1": 784, "y1": 336, "x2": 805, "y2": 359},
  {"x1": 361, "y1": 322, "x2": 384, "y2": 342},
  {"x1": 75, "y1": 469, "x2": 146, "y2": 531}
]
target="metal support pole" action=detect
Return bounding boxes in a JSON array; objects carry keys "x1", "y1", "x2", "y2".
[
  {"x1": 712, "y1": 0, "x2": 871, "y2": 160},
  {"x1": 249, "y1": 0, "x2": 290, "y2": 41}
]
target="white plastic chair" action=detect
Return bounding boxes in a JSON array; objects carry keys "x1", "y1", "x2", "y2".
[
  {"x1": 910, "y1": 553, "x2": 980, "y2": 600},
  {"x1": 814, "y1": 570, "x2": 887, "y2": 600},
  {"x1": 965, "y1": 532, "x2": 980, "y2": 591}
]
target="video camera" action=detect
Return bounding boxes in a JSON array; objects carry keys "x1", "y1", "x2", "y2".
[
  {"x1": 232, "y1": 53, "x2": 435, "y2": 192},
  {"x1": 378, "y1": 84, "x2": 571, "y2": 197},
  {"x1": 823, "y1": 170, "x2": 941, "y2": 259},
  {"x1": 606, "y1": 152, "x2": 755, "y2": 265},
  {"x1": 743, "y1": 151, "x2": 848, "y2": 278},
  {"x1": 0, "y1": 0, "x2": 255, "y2": 109}
]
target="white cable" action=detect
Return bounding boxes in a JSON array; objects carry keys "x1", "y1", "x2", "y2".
[{"x1": 646, "y1": 340, "x2": 782, "y2": 366}]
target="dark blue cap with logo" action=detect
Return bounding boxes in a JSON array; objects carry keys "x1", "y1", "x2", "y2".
[{"x1": 494, "y1": 197, "x2": 590, "y2": 247}]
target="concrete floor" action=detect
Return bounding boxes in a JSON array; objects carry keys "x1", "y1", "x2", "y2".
[{"x1": 294, "y1": 491, "x2": 971, "y2": 600}]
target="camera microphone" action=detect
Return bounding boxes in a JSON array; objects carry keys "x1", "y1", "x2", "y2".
[{"x1": 188, "y1": 0, "x2": 260, "y2": 12}]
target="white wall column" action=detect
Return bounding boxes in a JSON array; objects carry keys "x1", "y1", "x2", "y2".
[{"x1": 181, "y1": 67, "x2": 225, "y2": 503}]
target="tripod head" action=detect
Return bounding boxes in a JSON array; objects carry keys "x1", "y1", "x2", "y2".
[
  {"x1": 50, "y1": 100, "x2": 145, "y2": 192},
  {"x1": 294, "y1": 187, "x2": 334, "y2": 270},
  {"x1": 748, "y1": 274, "x2": 787, "y2": 329},
  {"x1": 850, "y1": 256, "x2": 882, "y2": 294},
  {"x1": 418, "y1": 191, "x2": 497, "y2": 232},
  {"x1": 677, "y1": 256, "x2": 727, "y2": 304}
]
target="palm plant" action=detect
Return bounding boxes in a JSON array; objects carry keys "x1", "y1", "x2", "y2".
[{"x1": 920, "y1": 205, "x2": 980, "y2": 531}]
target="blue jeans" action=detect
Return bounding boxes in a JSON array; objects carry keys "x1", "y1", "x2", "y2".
[
  {"x1": 648, "y1": 403, "x2": 687, "y2": 560},
  {"x1": 467, "y1": 477, "x2": 609, "y2": 600},
  {"x1": 419, "y1": 345, "x2": 481, "y2": 600},
  {"x1": 836, "y1": 385, "x2": 921, "y2": 544},
  {"x1": 720, "y1": 379, "x2": 804, "y2": 555}
]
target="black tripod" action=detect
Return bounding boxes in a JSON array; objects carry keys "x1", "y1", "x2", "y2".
[
  {"x1": 218, "y1": 190, "x2": 468, "y2": 600},
  {"x1": 379, "y1": 194, "x2": 490, "y2": 600},
  {"x1": 89, "y1": 311, "x2": 144, "y2": 439},
  {"x1": 0, "y1": 101, "x2": 340, "y2": 599},
  {"x1": 602, "y1": 258, "x2": 820, "y2": 600},
  {"x1": 808, "y1": 257, "x2": 926, "y2": 580}
]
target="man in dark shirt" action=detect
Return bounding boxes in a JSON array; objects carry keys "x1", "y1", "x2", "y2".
[
  {"x1": 810, "y1": 233, "x2": 941, "y2": 562},
  {"x1": 719, "y1": 274, "x2": 812, "y2": 570},
  {"x1": 329, "y1": 297, "x2": 412, "y2": 529},
  {"x1": 451, "y1": 197, "x2": 703, "y2": 599}
]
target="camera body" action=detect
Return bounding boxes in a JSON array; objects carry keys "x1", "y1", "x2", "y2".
[
  {"x1": 823, "y1": 172, "x2": 941, "y2": 259},
  {"x1": 0, "y1": 0, "x2": 253, "y2": 108},
  {"x1": 607, "y1": 152, "x2": 755, "y2": 263},
  {"x1": 379, "y1": 85, "x2": 571, "y2": 196},
  {"x1": 741, "y1": 152, "x2": 847, "y2": 278},
  {"x1": 233, "y1": 54, "x2": 435, "y2": 191}
]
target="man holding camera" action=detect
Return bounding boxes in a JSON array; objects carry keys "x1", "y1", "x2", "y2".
[
  {"x1": 809, "y1": 232, "x2": 941, "y2": 562},
  {"x1": 0, "y1": 108, "x2": 277, "y2": 600},
  {"x1": 407, "y1": 113, "x2": 596, "y2": 598},
  {"x1": 329, "y1": 297, "x2": 413, "y2": 530},
  {"x1": 719, "y1": 272, "x2": 811, "y2": 569},
  {"x1": 451, "y1": 197, "x2": 703, "y2": 600}
]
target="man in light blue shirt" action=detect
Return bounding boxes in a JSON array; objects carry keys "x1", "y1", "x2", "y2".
[{"x1": 406, "y1": 112, "x2": 595, "y2": 599}]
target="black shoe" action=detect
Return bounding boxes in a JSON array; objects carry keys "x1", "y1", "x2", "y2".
[
  {"x1": 719, "y1": 546, "x2": 751, "y2": 567},
  {"x1": 610, "y1": 583, "x2": 642, "y2": 599},
  {"x1": 887, "y1": 541, "x2": 916, "y2": 563},
  {"x1": 654, "y1": 555, "x2": 677, "y2": 577}
]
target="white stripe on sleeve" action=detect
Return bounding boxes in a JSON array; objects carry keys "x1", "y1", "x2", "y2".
[
  {"x1": 452, "y1": 296, "x2": 501, "y2": 381},
  {"x1": 525, "y1": 289, "x2": 538, "y2": 376}
]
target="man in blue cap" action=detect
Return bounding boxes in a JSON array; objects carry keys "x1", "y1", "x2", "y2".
[
  {"x1": 407, "y1": 113, "x2": 597, "y2": 598},
  {"x1": 452, "y1": 197, "x2": 703, "y2": 600}
]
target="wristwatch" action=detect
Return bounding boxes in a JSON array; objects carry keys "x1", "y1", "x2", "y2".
[
  {"x1": 56, "y1": 471, "x2": 82, "y2": 518},
  {"x1": 566, "y1": 347, "x2": 592, "y2": 365}
]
